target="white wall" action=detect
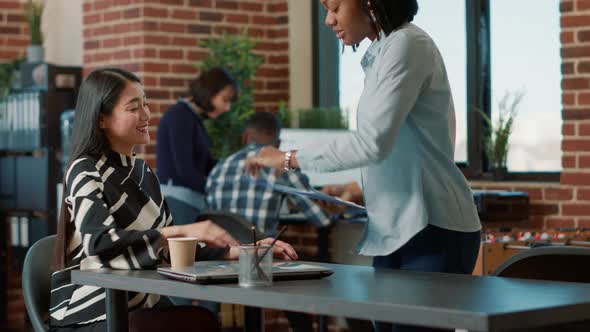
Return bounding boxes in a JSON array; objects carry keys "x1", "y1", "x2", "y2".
[
  {"x1": 41, "y1": 0, "x2": 83, "y2": 66},
  {"x1": 288, "y1": 0, "x2": 313, "y2": 110}
]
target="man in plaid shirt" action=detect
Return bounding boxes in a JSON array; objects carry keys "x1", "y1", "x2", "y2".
[{"x1": 206, "y1": 112, "x2": 332, "y2": 237}]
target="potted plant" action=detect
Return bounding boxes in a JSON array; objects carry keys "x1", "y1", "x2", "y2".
[
  {"x1": 24, "y1": 0, "x2": 44, "y2": 63},
  {"x1": 199, "y1": 32, "x2": 264, "y2": 159},
  {"x1": 479, "y1": 91, "x2": 524, "y2": 180},
  {"x1": 278, "y1": 101, "x2": 349, "y2": 129}
]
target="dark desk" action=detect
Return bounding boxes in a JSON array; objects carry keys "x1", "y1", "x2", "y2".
[{"x1": 72, "y1": 262, "x2": 590, "y2": 332}]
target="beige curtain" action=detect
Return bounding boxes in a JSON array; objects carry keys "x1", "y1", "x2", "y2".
[{"x1": 41, "y1": 0, "x2": 83, "y2": 66}]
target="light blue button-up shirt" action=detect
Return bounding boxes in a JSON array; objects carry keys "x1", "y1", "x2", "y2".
[{"x1": 297, "y1": 23, "x2": 481, "y2": 256}]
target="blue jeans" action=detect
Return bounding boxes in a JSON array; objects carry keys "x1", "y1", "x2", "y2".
[{"x1": 372, "y1": 225, "x2": 480, "y2": 332}]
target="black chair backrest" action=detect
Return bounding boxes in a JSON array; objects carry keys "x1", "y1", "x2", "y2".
[
  {"x1": 493, "y1": 246, "x2": 590, "y2": 283},
  {"x1": 196, "y1": 210, "x2": 255, "y2": 244},
  {"x1": 22, "y1": 235, "x2": 56, "y2": 332}
]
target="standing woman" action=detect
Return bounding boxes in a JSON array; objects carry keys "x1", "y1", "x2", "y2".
[
  {"x1": 247, "y1": 1, "x2": 481, "y2": 331},
  {"x1": 50, "y1": 68, "x2": 295, "y2": 331},
  {"x1": 156, "y1": 68, "x2": 238, "y2": 222}
]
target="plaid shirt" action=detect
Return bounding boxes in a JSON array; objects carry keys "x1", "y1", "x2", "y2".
[{"x1": 206, "y1": 144, "x2": 331, "y2": 236}]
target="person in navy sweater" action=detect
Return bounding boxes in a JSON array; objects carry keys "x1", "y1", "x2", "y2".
[{"x1": 157, "y1": 68, "x2": 238, "y2": 223}]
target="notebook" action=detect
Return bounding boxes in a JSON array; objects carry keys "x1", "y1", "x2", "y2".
[{"x1": 157, "y1": 260, "x2": 334, "y2": 284}]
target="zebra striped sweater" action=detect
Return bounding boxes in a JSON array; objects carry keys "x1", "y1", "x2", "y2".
[{"x1": 49, "y1": 150, "x2": 170, "y2": 327}]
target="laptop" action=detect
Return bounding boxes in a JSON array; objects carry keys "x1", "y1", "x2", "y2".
[{"x1": 157, "y1": 260, "x2": 334, "y2": 284}]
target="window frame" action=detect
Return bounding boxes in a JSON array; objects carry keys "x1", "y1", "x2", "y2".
[{"x1": 312, "y1": 0, "x2": 560, "y2": 182}]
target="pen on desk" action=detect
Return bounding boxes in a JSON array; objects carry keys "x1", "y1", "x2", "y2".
[{"x1": 251, "y1": 226, "x2": 257, "y2": 245}]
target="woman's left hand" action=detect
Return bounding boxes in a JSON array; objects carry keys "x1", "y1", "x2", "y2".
[
  {"x1": 258, "y1": 237, "x2": 298, "y2": 261},
  {"x1": 245, "y1": 146, "x2": 285, "y2": 176}
]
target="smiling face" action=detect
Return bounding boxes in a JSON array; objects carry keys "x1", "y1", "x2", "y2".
[
  {"x1": 320, "y1": 0, "x2": 377, "y2": 45},
  {"x1": 99, "y1": 81, "x2": 151, "y2": 155},
  {"x1": 207, "y1": 84, "x2": 236, "y2": 119}
]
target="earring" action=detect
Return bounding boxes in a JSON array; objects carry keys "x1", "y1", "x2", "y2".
[{"x1": 366, "y1": 0, "x2": 378, "y2": 23}]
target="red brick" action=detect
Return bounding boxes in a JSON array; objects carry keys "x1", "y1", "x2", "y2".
[
  {"x1": 0, "y1": 26, "x2": 21, "y2": 34},
  {"x1": 268, "y1": 2, "x2": 288, "y2": 13},
  {"x1": 214, "y1": 26, "x2": 240, "y2": 35},
  {"x1": 5, "y1": 38, "x2": 28, "y2": 48},
  {"x1": 124, "y1": 7, "x2": 141, "y2": 19},
  {"x1": 580, "y1": 123, "x2": 590, "y2": 136},
  {"x1": 145, "y1": 89, "x2": 171, "y2": 100},
  {"x1": 188, "y1": 24, "x2": 211, "y2": 34},
  {"x1": 159, "y1": 49, "x2": 183, "y2": 60},
  {"x1": 125, "y1": 35, "x2": 143, "y2": 45},
  {"x1": 226, "y1": 14, "x2": 249, "y2": 24},
  {"x1": 84, "y1": 40, "x2": 100, "y2": 50},
  {"x1": 187, "y1": 50, "x2": 208, "y2": 61},
  {"x1": 160, "y1": 77, "x2": 186, "y2": 87},
  {"x1": 561, "y1": 1, "x2": 574, "y2": 12},
  {"x1": 579, "y1": 155, "x2": 590, "y2": 168},
  {"x1": 113, "y1": 49, "x2": 131, "y2": 60},
  {"x1": 562, "y1": 62, "x2": 574, "y2": 75},
  {"x1": 561, "y1": 172, "x2": 590, "y2": 185},
  {"x1": 561, "y1": 15, "x2": 590, "y2": 28},
  {"x1": 0, "y1": 1, "x2": 21, "y2": 9},
  {"x1": 562, "y1": 46, "x2": 590, "y2": 58},
  {"x1": 562, "y1": 77, "x2": 590, "y2": 90},
  {"x1": 94, "y1": 0, "x2": 114, "y2": 10},
  {"x1": 562, "y1": 31, "x2": 575, "y2": 44},
  {"x1": 144, "y1": 35, "x2": 170, "y2": 45},
  {"x1": 544, "y1": 188, "x2": 573, "y2": 201},
  {"x1": 253, "y1": 15, "x2": 276, "y2": 25},
  {"x1": 171, "y1": 64, "x2": 198, "y2": 74},
  {"x1": 562, "y1": 139, "x2": 590, "y2": 151},
  {"x1": 256, "y1": 41, "x2": 288, "y2": 51},
  {"x1": 216, "y1": 0, "x2": 238, "y2": 9},
  {"x1": 563, "y1": 109, "x2": 590, "y2": 120},
  {"x1": 143, "y1": 62, "x2": 170, "y2": 73},
  {"x1": 513, "y1": 187, "x2": 543, "y2": 200},
  {"x1": 269, "y1": 28, "x2": 289, "y2": 38},
  {"x1": 562, "y1": 203, "x2": 590, "y2": 216},
  {"x1": 563, "y1": 155, "x2": 576, "y2": 168},
  {"x1": 579, "y1": 92, "x2": 590, "y2": 105},
  {"x1": 142, "y1": 75, "x2": 158, "y2": 87},
  {"x1": 189, "y1": 0, "x2": 212, "y2": 7},
  {"x1": 200, "y1": 11, "x2": 223, "y2": 22},
  {"x1": 144, "y1": 7, "x2": 168, "y2": 18},
  {"x1": 172, "y1": 36, "x2": 197, "y2": 47},
  {"x1": 240, "y1": 2, "x2": 263, "y2": 11},
  {"x1": 6, "y1": 14, "x2": 24, "y2": 23},
  {"x1": 268, "y1": 55, "x2": 288, "y2": 64},
  {"x1": 104, "y1": 11, "x2": 122, "y2": 21},
  {"x1": 171, "y1": 10, "x2": 197, "y2": 20},
  {"x1": 267, "y1": 81, "x2": 289, "y2": 90},
  {"x1": 83, "y1": 13, "x2": 101, "y2": 25},
  {"x1": 247, "y1": 28, "x2": 266, "y2": 38},
  {"x1": 563, "y1": 122, "x2": 576, "y2": 136},
  {"x1": 578, "y1": 0, "x2": 590, "y2": 10},
  {"x1": 577, "y1": 188, "x2": 590, "y2": 200},
  {"x1": 103, "y1": 37, "x2": 122, "y2": 48},
  {"x1": 133, "y1": 48, "x2": 157, "y2": 58},
  {"x1": 257, "y1": 67, "x2": 289, "y2": 78},
  {"x1": 159, "y1": 22, "x2": 184, "y2": 33}
]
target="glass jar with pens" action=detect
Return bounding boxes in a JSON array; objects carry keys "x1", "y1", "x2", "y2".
[{"x1": 238, "y1": 226, "x2": 287, "y2": 287}]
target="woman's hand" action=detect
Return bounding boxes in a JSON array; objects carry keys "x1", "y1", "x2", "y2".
[
  {"x1": 245, "y1": 146, "x2": 286, "y2": 176},
  {"x1": 161, "y1": 220, "x2": 239, "y2": 248},
  {"x1": 258, "y1": 238, "x2": 298, "y2": 261},
  {"x1": 226, "y1": 238, "x2": 298, "y2": 261}
]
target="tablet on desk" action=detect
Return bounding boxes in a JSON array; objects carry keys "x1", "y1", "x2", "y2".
[{"x1": 157, "y1": 260, "x2": 334, "y2": 284}]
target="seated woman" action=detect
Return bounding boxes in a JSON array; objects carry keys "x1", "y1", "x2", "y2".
[{"x1": 49, "y1": 68, "x2": 297, "y2": 332}]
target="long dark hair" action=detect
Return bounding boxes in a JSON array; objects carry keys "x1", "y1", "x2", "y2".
[
  {"x1": 54, "y1": 68, "x2": 141, "y2": 269},
  {"x1": 188, "y1": 67, "x2": 238, "y2": 113}
]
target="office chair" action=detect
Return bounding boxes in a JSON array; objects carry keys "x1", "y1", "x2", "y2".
[
  {"x1": 493, "y1": 246, "x2": 590, "y2": 332},
  {"x1": 22, "y1": 235, "x2": 56, "y2": 332}
]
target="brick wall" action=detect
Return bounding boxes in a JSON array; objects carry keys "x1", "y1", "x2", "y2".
[
  {"x1": 82, "y1": 0, "x2": 290, "y2": 168},
  {"x1": 0, "y1": 0, "x2": 28, "y2": 62}
]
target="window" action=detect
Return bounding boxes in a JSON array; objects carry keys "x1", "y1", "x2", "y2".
[
  {"x1": 339, "y1": 0, "x2": 468, "y2": 162},
  {"x1": 490, "y1": 0, "x2": 562, "y2": 171},
  {"x1": 320, "y1": 0, "x2": 562, "y2": 180}
]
